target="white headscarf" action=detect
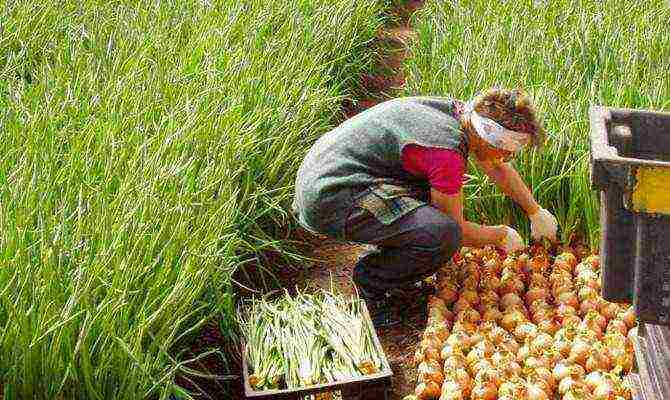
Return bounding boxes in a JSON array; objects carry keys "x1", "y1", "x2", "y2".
[{"x1": 465, "y1": 102, "x2": 531, "y2": 152}]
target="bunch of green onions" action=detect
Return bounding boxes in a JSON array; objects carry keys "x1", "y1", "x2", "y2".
[{"x1": 239, "y1": 288, "x2": 385, "y2": 391}]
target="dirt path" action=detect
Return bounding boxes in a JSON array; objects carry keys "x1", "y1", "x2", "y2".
[{"x1": 284, "y1": 2, "x2": 427, "y2": 398}]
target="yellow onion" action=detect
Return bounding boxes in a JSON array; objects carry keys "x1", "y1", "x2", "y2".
[
  {"x1": 418, "y1": 360, "x2": 444, "y2": 384},
  {"x1": 440, "y1": 343, "x2": 464, "y2": 360},
  {"x1": 486, "y1": 325, "x2": 511, "y2": 344},
  {"x1": 538, "y1": 319, "x2": 560, "y2": 335},
  {"x1": 582, "y1": 310, "x2": 607, "y2": 332},
  {"x1": 517, "y1": 345, "x2": 533, "y2": 362},
  {"x1": 457, "y1": 309, "x2": 481, "y2": 324},
  {"x1": 498, "y1": 380, "x2": 525, "y2": 398},
  {"x1": 557, "y1": 291, "x2": 579, "y2": 308},
  {"x1": 445, "y1": 332, "x2": 471, "y2": 352},
  {"x1": 501, "y1": 309, "x2": 528, "y2": 331},
  {"x1": 569, "y1": 337, "x2": 592, "y2": 366},
  {"x1": 428, "y1": 297, "x2": 448, "y2": 311},
  {"x1": 584, "y1": 371, "x2": 605, "y2": 391},
  {"x1": 500, "y1": 275, "x2": 525, "y2": 295},
  {"x1": 481, "y1": 307, "x2": 503, "y2": 323},
  {"x1": 563, "y1": 388, "x2": 593, "y2": 400},
  {"x1": 606, "y1": 319, "x2": 628, "y2": 336},
  {"x1": 443, "y1": 355, "x2": 467, "y2": 371},
  {"x1": 466, "y1": 347, "x2": 491, "y2": 367},
  {"x1": 446, "y1": 369, "x2": 473, "y2": 396},
  {"x1": 425, "y1": 323, "x2": 450, "y2": 343},
  {"x1": 529, "y1": 273, "x2": 550, "y2": 289},
  {"x1": 453, "y1": 298, "x2": 472, "y2": 314},
  {"x1": 501, "y1": 361, "x2": 523, "y2": 379},
  {"x1": 593, "y1": 383, "x2": 616, "y2": 400},
  {"x1": 619, "y1": 307, "x2": 636, "y2": 329},
  {"x1": 439, "y1": 389, "x2": 465, "y2": 400},
  {"x1": 553, "y1": 337, "x2": 573, "y2": 358},
  {"x1": 475, "y1": 367, "x2": 502, "y2": 387},
  {"x1": 583, "y1": 255, "x2": 601, "y2": 270},
  {"x1": 575, "y1": 262, "x2": 595, "y2": 277},
  {"x1": 599, "y1": 301, "x2": 620, "y2": 321},
  {"x1": 502, "y1": 292, "x2": 524, "y2": 309},
  {"x1": 531, "y1": 366, "x2": 557, "y2": 389},
  {"x1": 530, "y1": 299, "x2": 552, "y2": 314},
  {"x1": 415, "y1": 380, "x2": 441, "y2": 399},
  {"x1": 526, "y1": 382, "x2": 549, "y2": 400},
  {"x1": 557, "y1": 304, "x2": 578, "y2": 319},
  {"x1": 530, "y1": 333, "x2": 554, "y2": 354},
  {"x1": 529, "y1": 255, "x2": 550, "y2": 274},
  {"x1": 561, "y1": 315, "x2": 582, "y2": 329},
  {"x1": 460, "y1": 289, "x2": 480, "y2": 307},
  {"x1": 462, "y1": 276, "x2": 479, "y2": 291},
  {"x1": 470, "y1": 381, "x2": 498, "y2": 400},
  {"x1": 499, "y1": 337, "x2": 520, "y2": 353},
  {"x1": 437, "y1": 285, "x2": 459, "y2": 305},
  {"x1": 525, "y1": 288, "x2": 549, "y2": 305},
  {"x1": 585, "y1": 346, "x2": 613, "y2": 373},
  {"x1": 403, "y1": 395, "x2": 419, "y2": 400},
  {"x1": 579, "y1": 298, "x2": 600, "y2": 316},
  {"x1": 452, "y1": 321, "x2": 477, "y2": 336},
  {"x1": 469, "y1": 359, "x2": 494, "y2": 376},
  {"x1": 578, "y1": 286, "x2": 599, "y2": 302},
  {"x1": 556, "y1": 252, "x2": 578, "y2": 268},
  {"x1": 558, "y1": 377, "x2": 587, "y2": 396},
  {"x1": 525, "y1": 356, "x2": 551, "y2": 370},
  {"x1": 514, "y1": 322, "x2": 539, "y2": 342}
]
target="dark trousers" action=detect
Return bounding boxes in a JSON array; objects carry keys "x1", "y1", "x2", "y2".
[{"x1": 344, "y1": 205, "x2": 462, "y2": 296}]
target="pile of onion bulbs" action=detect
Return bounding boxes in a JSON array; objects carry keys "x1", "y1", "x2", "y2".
[{"x1": 405, "y1": 243, "x2": 637, "y2": 400}]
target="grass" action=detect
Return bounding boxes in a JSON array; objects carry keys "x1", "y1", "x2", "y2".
[
  {"x1": 0, "y1": 1, "x2": 389, "y2": 398},
  {"x1": 403, "y1": 0, "x2": 670, "y2": 246}
]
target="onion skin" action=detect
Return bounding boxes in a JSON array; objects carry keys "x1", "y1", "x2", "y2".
[{"x1": 415, "y1": 381, "x2": 441, "y2": 399}]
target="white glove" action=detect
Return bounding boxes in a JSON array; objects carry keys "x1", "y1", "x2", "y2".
[
  {"x1": 500, "y1": 226, "x2": 525, "y2": 253},
  {"x1": 529, "y1": 207, "x2": 558, "y2": 241}
]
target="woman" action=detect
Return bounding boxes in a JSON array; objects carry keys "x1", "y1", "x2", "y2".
[{"x1": 293, "y1": 87, "x2": 558, "y2": 327}]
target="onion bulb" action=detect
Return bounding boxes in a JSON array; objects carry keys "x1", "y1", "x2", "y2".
[
  {"x1": 501, "y1": 309, "x2": 527, "y2": 331},
  {"x1": 599, "y1": 301, "x2": 620, "y2": 321},
  {"x1": 443, "y1": 355, "x2": 467, "y2": 371},
  {"x1": 457, "y1": 309, "x2": 481, "y2": 324},
  {"x1": 569, "y1": 338, "x2": 592, "y2": 366},
  {"x1": 526, "y1": 288, "x2": 550, "y2": 305},
  {"x1": 526, "y1": 382, "x2": 549, "y2": 400},
  {"x1": 502, "y1": 292, "x2": 524, "y2": 309},
  {"x1": 437, "y1": 284, "x2": 459, "y2": 305},
  {"x1": 538, "y1": 319, "x2": 560, "y2": 335},
  {"x1": 618, "y1": 307, "x2": 636, "y2": 329},
  {"x1": 481, "y1": 307, "x2": 503, "y2": 323},
  {"x1": 606, "y1": 319, "x2": 628, "y2": 336},
  {"x1": 414, "y1": 381, "x2": 441, "y2": 399},
  {"x1": 514, "y1": 322, "x2": 539, "y2": 342},
  {"x1": 557, "y1": 291, "x2": 579, "y2": 308},
  {"x1": 579, "y1": 299, "x2": 600, "y2": 316},
  {"x1": 530, "y1": 333, "x2": 554, "y2": 354},
  {"x1": 453, "y1": 298, "x2": 473, "y2": 314},
  {"x1": 470, "y1": 381, "x2": 497, "y2": 400},
  {"x1": 558, "y1": 377, "x2": 587, "y2": 396},
  {"x1": 460, "y1": 289, "x2": 480, "y2": 307},
  {"x1": 474, "y1": 367, "x2": 502, "y2": 387},
  {"x1": 556, "y1": 252, "x2": 578, "y2": 268},
  {"x1": 529, "y1": 273, "x2": 549, "y2": 289},
  {"x1": 440, "y1": 344, "x2": 464, "y2": 360},
  {"x1": 418, "y1": 360, "x2": 444, "y2": 384},
  {"x1": 584, "y1": 371, "x2": 605, "y2": 391}
]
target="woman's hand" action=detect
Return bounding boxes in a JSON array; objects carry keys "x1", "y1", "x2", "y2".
[
  {"x1": 499, "y1": 226, "x2": 525, "y2": 252},
  {"x1": 529, "y1": 208, "x2": 558, "y2": 241}
]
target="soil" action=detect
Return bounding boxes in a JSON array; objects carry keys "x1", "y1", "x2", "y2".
[{"x1": 177, "y1": 1, "x2": 427, "y2": 399}]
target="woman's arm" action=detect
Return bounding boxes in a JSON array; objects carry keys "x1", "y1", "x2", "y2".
[
  {"x1": 430, "y1": 188, "x2": 506, "y2": 247},
  {"x1": 475, "y1": 160, "x2": 540, "y2": 215}
]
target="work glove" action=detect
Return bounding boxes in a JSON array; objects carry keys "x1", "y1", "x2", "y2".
[
  {"x1": 529, "y1": 207, "x2": 558, "y2": 241},
  {"x1": 499, "y1": 226, "x2": 525, "y2": 253}
]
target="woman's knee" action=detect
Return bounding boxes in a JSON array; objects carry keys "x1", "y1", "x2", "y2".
[{"x1": 421, "y1": 214, "x2": 462, "y2": 263}]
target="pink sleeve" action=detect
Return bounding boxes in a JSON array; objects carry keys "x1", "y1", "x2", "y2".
[{"x1": 401, "y1": 145, "x2": 466, "y2": 195}]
